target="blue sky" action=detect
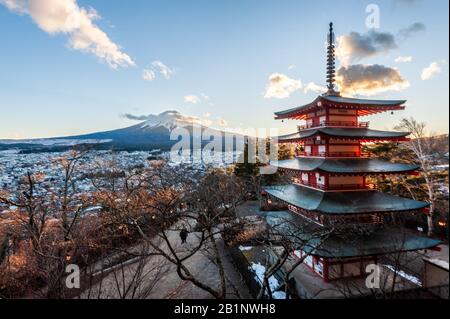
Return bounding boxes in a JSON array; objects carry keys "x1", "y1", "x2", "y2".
[{"x1": 0, "y1": 0, "x2": 448, "y2": 139}]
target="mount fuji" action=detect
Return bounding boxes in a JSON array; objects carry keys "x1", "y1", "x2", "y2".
[{"x1": 0, "y1": 111, "x2": 245, "y2": 153}]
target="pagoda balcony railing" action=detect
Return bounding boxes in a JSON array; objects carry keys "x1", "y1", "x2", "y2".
[
  {"x1": 297, "y1": 151, "x2": 371, "y2": 158},
  {"x1": 298, "y1": 121, "x2": 369, "y2": 130},
  {"x1": 295, "y1": 180, "x2": 375, "y2": 191}
]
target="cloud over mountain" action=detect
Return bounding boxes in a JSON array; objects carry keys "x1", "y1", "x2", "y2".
[
  {"x1": 122, "y1": 110, "x2": 212, "y2": 128},
  {"x1": 336, "y1": 64, "x2": 410, "y2": 96},
  {"x1": 152, "y1": 60, "x2": 173, "y2": 79},
  {"x1": 1, "y1": 0, "x2": 135, "y2": 69}
]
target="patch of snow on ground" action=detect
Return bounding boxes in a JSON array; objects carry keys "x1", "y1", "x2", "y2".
[
  {"x1": 384, "y1": 265, "x2": 422, "y2": 286},
  {"x1": 272, "y1": 291, "x2": 286, "y2": 299},
  {"x1": 250, "y1": 262, "x2": 284, "y2": 298}
]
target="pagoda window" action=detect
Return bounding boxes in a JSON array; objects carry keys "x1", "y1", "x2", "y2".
[
  {"x1": 301, "y1": 173, "x2": 309, "y2": 183},
  {"x1": 304, "y1": 145, "x2": 312, "y2": 155},
  {"x1": 314, "y1": 258, "x2": 325, "y2": 277},
  {"x1": 316, "y1": 173, "x2": 325, "y2": 186},
  {"x1": 318, "y1": 145, "x2": 326, "y2": 155},
  {"x1": 319, "y1": 116, "x2": 327, "y2": 125}
]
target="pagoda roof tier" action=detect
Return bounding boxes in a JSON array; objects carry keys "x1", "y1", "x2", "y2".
[
  {"x1": 272, "y1": 157, "x2": 419, "y2": 175},
  {"x1": 275, "y1": 95, "x2": 406, "y2": 120},
  {"x1": 278, "y1": 127, "x2": 409, "y2": 142},
  {"x1": 263, "y1": 184, "x2": 429, "y2": 215},
  {"x1": 261, "y1": 211, "x2": 441, "y2": 258},
  {"x1": 310, "y1": 230, "x2": 441, "y2": 258}
]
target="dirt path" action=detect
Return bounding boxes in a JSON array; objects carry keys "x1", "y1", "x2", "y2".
[{"x1": 80, "y1": 225, "x2": 252, "y2": 299}]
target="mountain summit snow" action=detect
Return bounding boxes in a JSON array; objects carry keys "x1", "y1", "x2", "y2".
[{"x1": 137, "y1": 111, "x2": 208, "y2": 130}]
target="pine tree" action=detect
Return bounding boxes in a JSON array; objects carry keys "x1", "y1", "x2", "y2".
[{"x1": 234, "y1": 141, "x2": 260, "y2": 180}]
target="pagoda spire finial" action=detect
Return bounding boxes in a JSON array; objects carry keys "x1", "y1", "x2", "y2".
[{"x1": 325, "y1": 22, "x2": 339, "y2": 96}]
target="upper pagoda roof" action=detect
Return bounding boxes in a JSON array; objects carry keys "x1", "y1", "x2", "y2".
[
  {"x1": 272, "y1": 157, "x2": 419, "y2": 174},
  {"x1": 261, "y1": 211, "x2": 442, "y2": 258},
  {"x1": 275, "y1": 95, "x2": 406, "y2": 120},
  {"x1": 278, "y1": 127, "x2": 409, "y2": 142},
  {"x1": 263, "y1": 184, "x2": 429, "y2": 215}
]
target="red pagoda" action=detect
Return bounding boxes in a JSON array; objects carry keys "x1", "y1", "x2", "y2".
[{"x1": 263, "y1": 23, "x2": 441, "y2": 283}]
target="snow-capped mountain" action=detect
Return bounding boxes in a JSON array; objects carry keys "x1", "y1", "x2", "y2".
[
  {"x1": 0, "y1": 111, "x2": 245, "y2": 152},
  {"x1": 139, "y1": 110, "x2": 207, "y2": 131}
]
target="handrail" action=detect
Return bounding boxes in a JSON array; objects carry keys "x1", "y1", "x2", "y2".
[
  {"x1": 298, "y1": 121, "x2": 370, "y2": 130},
  {"x1": 297, "y1": 151, "x2": 371, "y2": 158}
]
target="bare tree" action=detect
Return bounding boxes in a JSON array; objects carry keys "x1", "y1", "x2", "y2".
[
  {"x1": 88, "y1": 159, "x2": 251, "y2": 299},
  {"x1": 251, "y1": 214, "x2": 333, "y2": 299},
  {"x1": 395, "y1": 118, "x2": 438, "y2": 236}
]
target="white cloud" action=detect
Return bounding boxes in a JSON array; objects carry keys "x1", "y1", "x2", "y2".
[
  {"x1": 183, "y1": 93, "x2": 212, "y2": 104},
  {"x1": 288, "y1": 64, "x2": 296, "y2": 70},
  {"x1": 152, "y1": 60, "x2": 173, "y2": 79},
  {"x1": 1, "y1": 0, "x2": 135, "y2": 69},
  {"x1": 263, "y1": 73, "x2": 302, "y2": 99},
  {"x1": 184, "y1": 95, "x2": 200, "y2": 104},
  {"x1": 142, "y1": 69, "x2": 156, "y2": 81},
  {"x1": 421, "y1": 61, "x2": 446, "y2": 80},
  {"x1": 336, "y1": 64, "x2": 410, "y2": 96},
  {"x1": 141, "y1": 60, "x2": 174, "y2": 81},
  {"x1": 395, "y1": 56, "x2": 413, "y2": 63},
  {"x1": 303, "y1": 82, "x2": 327, "y2": 94}
]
